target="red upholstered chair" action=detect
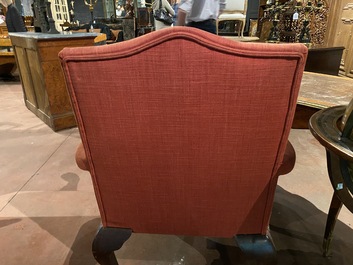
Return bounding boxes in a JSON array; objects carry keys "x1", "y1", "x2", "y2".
[{"x1": 59, "y1": 27, "x2": 307, "y2": 265}]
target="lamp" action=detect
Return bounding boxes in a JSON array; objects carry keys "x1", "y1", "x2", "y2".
[
  {"x1": 266, "y1": 0, "x2": 283, "y2": 43},
  {"x1": 84, "y1": 0, "x2": 98, "y2": 28}
]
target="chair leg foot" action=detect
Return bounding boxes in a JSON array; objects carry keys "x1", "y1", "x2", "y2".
[
  {"x1": 323, "y1": 192, "x2": 343, "y2": 257},
  {"x1": 234, "y1": 234, "x2": 277, "y2": 265},
  {"x1": 92, "y1": 225, "x2": 132, "y2": 265}
]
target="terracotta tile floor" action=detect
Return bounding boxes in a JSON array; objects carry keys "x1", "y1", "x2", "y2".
[{"x1": 1, "y1": 81, "x2": 353, "y2": 265}]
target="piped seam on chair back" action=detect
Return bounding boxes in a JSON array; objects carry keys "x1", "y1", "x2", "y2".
[
  {"x1": 260, "y1": 54, "x2": 307, "y2": 234},
  {"x1": 59, "y1": 28, "x2": 307, "y2": 65},
  {"x1": 60, "y1": 60, "x2": 109, "y2": 225}
]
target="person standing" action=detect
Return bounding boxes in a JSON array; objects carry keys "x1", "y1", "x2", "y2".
[
  {"x1": 171, "y1": 0, "x2": 180, "y2": 26},
  {"x1": 0, "y1": 0, "x2": 26, "y2": 32},
  {"x1": 177, "y1": 0, "x2": 226, "y2": 34},
  {"x1": 152, "y1": 0, "x2": 175, "y2": 30}
]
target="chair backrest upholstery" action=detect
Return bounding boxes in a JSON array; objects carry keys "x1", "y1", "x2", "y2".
[
  {"x1": 225, "y1": 0, "x2": 247, "y2": 12},
  {"x1": 59, "y1": 27, "x2": 307, "y2": 238}
]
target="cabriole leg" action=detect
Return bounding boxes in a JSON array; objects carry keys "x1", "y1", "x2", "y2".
[{"x1": 92, "y1": 226, "x2": 132, "y2": 265}]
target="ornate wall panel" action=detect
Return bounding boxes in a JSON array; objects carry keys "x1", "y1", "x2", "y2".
[
  {"x1": 326, "y1": 1, "x2": 353, "y2": 78},
  {"x1": 341, "y1": 3, "x2": 353, "y2": 24}
]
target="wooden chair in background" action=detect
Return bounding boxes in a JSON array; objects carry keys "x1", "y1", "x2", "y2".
[{"x1": 216, "y1": 0, "x2": 248, "y2": 37}]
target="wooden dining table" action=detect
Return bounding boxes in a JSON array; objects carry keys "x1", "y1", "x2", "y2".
[{"x1": 293, "y1": 72, "x2": 353, "y2": 129}]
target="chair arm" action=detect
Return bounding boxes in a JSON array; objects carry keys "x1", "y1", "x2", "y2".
[
  {"x1": 309, "y1": 106, "x2": 353, "y2": 162},
  {"x1": 75, "y1": 142, "x2": 89, "y2": 171},
  {"x1": 276, "y1": 141, "x2": 296, "y2": 176}
]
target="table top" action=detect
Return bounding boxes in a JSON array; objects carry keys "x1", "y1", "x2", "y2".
[
  {"x1": 222, "y1": 36, "x2": 260, "y2": 42},
  {"x1": 9, "y1": 32, "x2": 98, "y2": 40},
  {"x1": 298, "y1": 72, "x2": 353, "y2": 109}
]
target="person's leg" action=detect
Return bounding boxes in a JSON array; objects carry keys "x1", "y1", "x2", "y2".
[{"x1": 187, "y1": 20, "x2": 216, "y2": 34}]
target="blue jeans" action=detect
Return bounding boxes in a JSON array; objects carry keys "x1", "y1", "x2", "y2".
[{"x1": 187, "y1": 19, "x2": 216, "y2": 34}]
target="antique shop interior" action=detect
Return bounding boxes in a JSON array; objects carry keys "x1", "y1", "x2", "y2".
[{"x1": 1, "y1": 0, "x2": 353, "y2": 264}]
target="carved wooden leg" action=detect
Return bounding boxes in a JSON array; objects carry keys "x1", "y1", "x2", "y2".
[
  {"x1": 234, "y1": 234, "x2": 277, "y2": 265},
  {"x1": 92, "y1": 225, "x2": 132, "y2": 265},
  {"x1": 323, "y1": 192, "x2": 343, "y2": 257}
]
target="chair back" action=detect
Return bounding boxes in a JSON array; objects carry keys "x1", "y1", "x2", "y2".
[
  {"x1": 59, "y1": 27, "x2": 307, "y2": 238},
  {"x1": 225, "y1": 0, "x2": 247, "y2": 12}
]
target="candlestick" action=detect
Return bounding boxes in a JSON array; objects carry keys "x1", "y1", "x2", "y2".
[{"x1": 84, "y1": 0, "x2": 98, "y2": 26}]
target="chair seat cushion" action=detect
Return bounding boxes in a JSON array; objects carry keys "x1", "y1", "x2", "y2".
[{"x1": 218, "y1": 13, "x2": 245, "y2": 20}]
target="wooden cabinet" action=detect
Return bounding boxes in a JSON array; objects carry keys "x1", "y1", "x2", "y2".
[
  {"x1": 9, "y1": 32, "x2": 97, "y2": 131},
  {"x1": 305, "y1": 46, "x2": 345, "y2": 76},
  {"x1": 325, "y1": 1, "x2": 353, "y2": 78}
]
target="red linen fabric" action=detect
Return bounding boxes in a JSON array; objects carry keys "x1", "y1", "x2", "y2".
[{"x1": 60, "y1": 27, "x2": 307, "y2": 237}]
